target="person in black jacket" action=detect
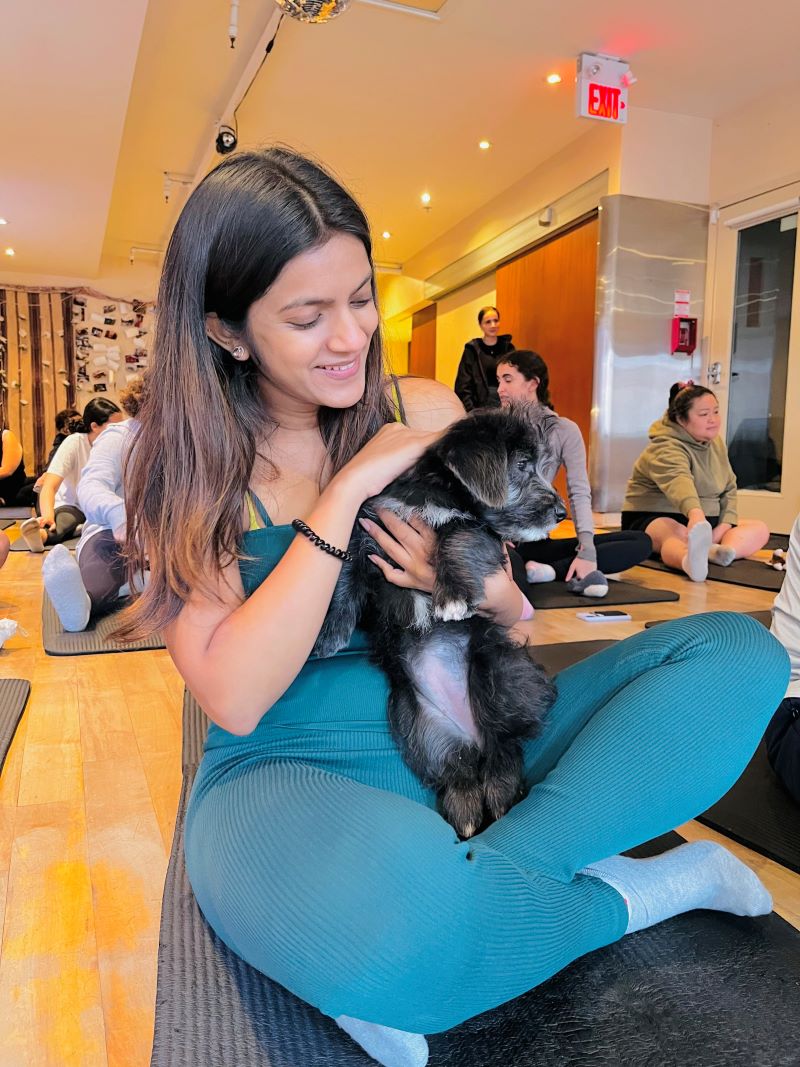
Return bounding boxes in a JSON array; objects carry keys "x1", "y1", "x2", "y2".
[{"x1": 453, "y1": 305, "x2": 514, "y2": 410}]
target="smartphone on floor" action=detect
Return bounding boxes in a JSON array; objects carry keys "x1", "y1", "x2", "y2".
[{"x1": 576, "y1": 609, "x2": 633, "y2": 622}]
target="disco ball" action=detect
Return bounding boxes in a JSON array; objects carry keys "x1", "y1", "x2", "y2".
[{"x1": 273, "y1": 0, "x2": 353, "y2": 23}]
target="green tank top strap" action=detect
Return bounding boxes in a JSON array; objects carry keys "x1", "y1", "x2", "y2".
[{"x1": 246, "y1": 490, "x2": 273, "y2": 532}]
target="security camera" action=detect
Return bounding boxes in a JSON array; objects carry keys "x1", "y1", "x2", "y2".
[{"x1": 215, "y1": 125, "x2": 238, "y2": 155}]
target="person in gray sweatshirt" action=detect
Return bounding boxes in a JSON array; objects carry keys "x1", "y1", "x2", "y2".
[
  {"x1": 622, "y1": 382, "x2": 769, "y2": 582},
  {"x1": 497, "y1": 351, "x2": 652, "y2": 597}
]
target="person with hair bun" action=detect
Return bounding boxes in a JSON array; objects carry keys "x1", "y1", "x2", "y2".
[
  {"x1": 44, "y1": 407, "x2": 80, "y2": 469},
  {"x1": 622, "y1": 382, "x2": 769, "y2": 581},
  {"x1": 497, "y1": 350, "x2": 651, "y2": 596},
  {"x1": 19, "y1": 397, "x2": 123, "y2": 552},
  {"x1": 453, "y1": 305, "x2": 514, "y2": 410}
]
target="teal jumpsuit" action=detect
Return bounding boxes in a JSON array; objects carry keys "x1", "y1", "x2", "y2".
[{"x1": 184, "y1": 496, "x2": 790, "y2": 1034}]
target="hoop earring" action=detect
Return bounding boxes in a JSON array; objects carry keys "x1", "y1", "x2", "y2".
[{"x1": 232, "y1": 345, "x2": 247, "y2": 360}]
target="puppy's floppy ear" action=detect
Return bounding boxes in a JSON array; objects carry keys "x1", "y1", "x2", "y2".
[{"x1": 443, "y1": 437, "x2": 508, "y2": 507}]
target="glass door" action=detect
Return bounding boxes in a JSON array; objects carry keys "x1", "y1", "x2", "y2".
[{"x1": 706, "y1": 184, "x2": 800, "y2": 533}]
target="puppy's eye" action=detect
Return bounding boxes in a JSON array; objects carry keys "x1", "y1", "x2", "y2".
[{"x1": 516, "y1": 459, "x2": 528, "y2": 471}]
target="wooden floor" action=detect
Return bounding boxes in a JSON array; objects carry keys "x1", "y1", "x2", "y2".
[{"x1": 0, "y1": 531, "x2": 797, "y2": 1066}]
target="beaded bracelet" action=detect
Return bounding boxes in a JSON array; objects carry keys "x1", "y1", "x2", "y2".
[{"x1": 291, "y1": 518, "x2": 353, "y2": 562}]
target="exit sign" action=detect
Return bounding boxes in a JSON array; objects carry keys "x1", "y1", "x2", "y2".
[{"x1": 576, "y1": 52, "x2": 630, "y2": 124}]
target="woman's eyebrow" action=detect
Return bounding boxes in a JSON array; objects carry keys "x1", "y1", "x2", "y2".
[{"x1": 279, "y1": 273, "x2": 372, "y2": 313}]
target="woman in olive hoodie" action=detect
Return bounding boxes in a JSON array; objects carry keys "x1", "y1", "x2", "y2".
[{"x1": 622, "y1": 383, "x2": 769, "y2": 582}]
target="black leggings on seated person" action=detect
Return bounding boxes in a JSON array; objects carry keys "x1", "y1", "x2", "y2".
[
  {"x1": 517, "y1": 530, "x2": 653, "y2": 582},
  {"x1": 78, "y1": 529, "x2": 126, "y2": 618}
]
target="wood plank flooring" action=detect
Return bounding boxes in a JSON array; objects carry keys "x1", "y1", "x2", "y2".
[{"x1": 0, "y1": 533, "x2": 796, "y2": 1065}]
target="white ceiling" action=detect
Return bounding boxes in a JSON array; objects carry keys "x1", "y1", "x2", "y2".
[{"x1": 3, "y1": 0, "x2": 800, "y2": 281}]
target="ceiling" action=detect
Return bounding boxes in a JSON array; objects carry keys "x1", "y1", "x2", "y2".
[{"x1": 2, "y1": 0, "x2": 800, "y2": 283}]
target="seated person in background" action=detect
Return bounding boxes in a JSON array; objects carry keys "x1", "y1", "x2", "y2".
[
  {"x1": 765, "y1": 514, "x2": 800, "y2": 805},
  {"x1": 42, "y1": 378, "x2": 145, "y2": 631},
  {"x1": 497, "y1": 350, "x2": 652, "y2": 598},
  {"x1": 19, "y1": 398, "x2": 123, "y2": 552},
  {"x1": 44, "y1": 407, "x2": 80, "y2": 469},
  {"x1": 453, "y1": 305, "x2": 514, "y2": 411},
  {"x1": 0, "y1": 425, "x2": 35, "y2": 507},
  {"x1": 622, "y1": 382, "x2": 769, "y2": 582}
]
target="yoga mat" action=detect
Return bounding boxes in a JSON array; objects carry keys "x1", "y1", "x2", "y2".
[
  {"x1": 178, "y1": 642, "x2": 620, "y2": 771},
  {"x1": 639, "y1": 555, "x2": 784, "y2": 592},
  {"x1": 0, "y1": 519, "x2": 14, "y2": 531},
  {"x1": 42, "y1": 590, "x2": 165, "y2": 656},
  {"x1": 766, "y1": 533, "x2": 790, "y2": 551},
  {"x1": 0, "y1": 679, "x2": 30, "y2": 775},
  {"x1": 152, "y1": 799, "x2": 800, "y2": 1067},
  {"x1": 698, "y1": 742, "x2": 800, "y2": 876},
  {"x1": 526, "y1": 579, "x2": 679, "y2": 610},
  {"x1": 10, "y1": 536, "x2": 79, "y2": 552},
  {"x1": 0, "y1": 506, "x2": 30, "y2": 520},
  {"x1": 645, "y1": 609, "x2": 773, "y2": 630}
]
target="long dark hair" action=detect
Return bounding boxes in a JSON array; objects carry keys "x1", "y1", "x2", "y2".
[
  {"x1": 121, "y1": 147, "x2": 392, "y2": 637},
  {"x1": 497, "y1": 349, "x2": 554, "y2": 408},
  {"x1": 668, "y1": 381, "x2": 716, "y2": 424},
  {"x1": 76, "y1": 397, "x2": 121, "y2": 433}
]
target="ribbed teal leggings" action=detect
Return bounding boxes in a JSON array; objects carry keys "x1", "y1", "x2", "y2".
[{"x1": 185, "y1": 613, "x2": 789, "y2": 1033}]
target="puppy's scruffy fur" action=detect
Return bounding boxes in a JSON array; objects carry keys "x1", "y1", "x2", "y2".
[{"x1": 314, "y1": 405, "x2": 566, "y2": 838}]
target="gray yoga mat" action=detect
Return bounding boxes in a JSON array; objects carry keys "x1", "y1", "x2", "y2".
[
  {"x1": 42, "y1": 590, "x2": 165, "y2": 656},
  {"x1": 10, "y1": 535, "x2": 79, "y2": 552},
  {"x1": 178, "y1": 642, "x2": 618, "y2": 771},
  {"x1": 0, "y1": 519, "x2": 14, "y2": 531},
  {"x1": 0, "y1": 506, "x2": 31, "y2": 521},
  {"x1": 639, "y1": 555, "x2": 784, "y2": 591},
  {"x1": 0, "y1": 679, "x2": 30, "y2": 774},
  {"x1": 645, "y1": 609, "x2": 773, "y2": 630},
  {"x1": 153, "y1": 799, "x2": 800, "y2": 1067}
]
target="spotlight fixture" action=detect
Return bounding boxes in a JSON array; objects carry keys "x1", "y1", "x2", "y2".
[
  {"x1": 478, "y1": 139, "x2": 491, "y2": 151},
  {"x1": 4, "y1": 248, "x2": 14, "y2": 256},
  {"x1": 215, "y1": 124, "x2": 238, "y2": 155},
  {"x1": 420, "y1": 192, "x2": 431, "y2": 208},
  {"x1": 0, "y1": 218, "x2": 7, "y2": 225},
  {"x1": 546, "y1": 72, "x2": 562, "y2": 85},
  {"x1": 381, "y1": 231, "x2": 392, "y2": 239}
]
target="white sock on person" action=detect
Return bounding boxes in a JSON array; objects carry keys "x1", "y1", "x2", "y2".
[
  {"x1": 580, "y1": 840, "x2": 771, "y2": 935},
  {"x1": 334, "y1": 1015, "x2": 428, "y2": 1067},
  {"x1": 682, "y1": 520, "x2": 712, "y2": 582},
  {"x1": 525, "y1": 561, "x2": 556, "y2": 584},
  {"x1": 708, "y1": 544, "x2": 737, "y2": 567},
  {"x1": 42, "y1": 544, "x2": 91, "y2": 632}
]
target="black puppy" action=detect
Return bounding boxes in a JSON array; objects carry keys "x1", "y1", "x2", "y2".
[{"x1": 313, "y1": 405, "x2": 567, "y2": 838}]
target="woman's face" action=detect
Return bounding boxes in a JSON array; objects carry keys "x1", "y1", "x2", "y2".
[
  {"x1": 497, "y1": 364, "x2": 539, "y2": 406},
  {"x1": 480, "y1": 310, "x2": 500, "y2": 340},
  {"x1": 680, "y1": 394, "x2": 721, "y2": 442},
  {"x1": 89, "y1": 412, "x2": 124, "y2": 440},
  {"x1": 245, "y1": 233, "x2": 378, "y2": 415}
]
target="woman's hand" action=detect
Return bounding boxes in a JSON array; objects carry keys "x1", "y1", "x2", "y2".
[
  {"x1": 38, "y1": 513, "x2": 55, "y2": 531},
  {"x1": 477, "y1": 543, "x2": 528, "y2": 628},
  {"x1": 361, "y1": 508, "x2": 436, "y2": 591},
  {"x1": 334, "y1": 423, "x2": 443, "y2": 504},
  {"x1": 565, "y1": 556, "x2": 596, "y2": 582}
]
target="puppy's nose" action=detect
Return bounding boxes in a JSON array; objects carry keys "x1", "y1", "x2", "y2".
[{"x1": 553, "y1": 499, "x2": 568, "y2": 523}]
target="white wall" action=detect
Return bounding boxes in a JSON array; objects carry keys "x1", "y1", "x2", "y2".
[
  {"x1": 434, "y1": 276, "x2": 497, "y2": 391},
  {"x1": 0, "y1": 256, "x2": 160, "y2": 303},
  {"x1": 620, "y1": 107, "x2": 712, "y2": 205}
]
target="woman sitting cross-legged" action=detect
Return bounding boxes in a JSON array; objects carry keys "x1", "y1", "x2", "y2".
[
  {"x1": 19, "y1": 398, "x2": 123, "y2": 552},
  {"x1": 622, "y1": 382, "x2": 770, "y2": 582},
  {"x1": 496, "y1": 350, "x2": 652, "y2": 597},
  {"x1": 41, "y1": 378, "x2": 145, "y2": 631}
]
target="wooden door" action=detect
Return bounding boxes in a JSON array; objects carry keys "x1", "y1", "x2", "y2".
[
  {"x1": 409, "y1": 304, "x2": 437, "y2": 379},
  {"x1": 496, "y1": 215, "x2": 599, "y2": 505}
]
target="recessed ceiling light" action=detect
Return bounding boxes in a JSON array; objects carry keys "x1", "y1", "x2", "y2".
[
  {"x1": 4, "y1": 248, "x2": 14, "y2": 256},
  {"x1": 546, "y1": 72, "x2": 562, "y2": 85},
  {"x1": 381, "y1": 231, "x2": 392, "y2": 240},
  {"x1": 420, "y1": 192, "x2": 431, "y2": 205},
  {"x1": 478, "y1": 139, "x2": 492, "y2": 151},
  {"x1": 0, "y1": 218, "x2": 7, "y2": 226}
]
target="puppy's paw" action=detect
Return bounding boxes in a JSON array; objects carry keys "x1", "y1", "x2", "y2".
[{"x1": 433, "y1": 598, "x2": 471, "y2": 622}]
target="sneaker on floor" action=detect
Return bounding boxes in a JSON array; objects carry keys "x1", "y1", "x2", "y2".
[
  {"x1": 19, "y1": 517, "x2": 45, "y2": 553},
  {"x1": 525, "y1": 561, "x2": 556, "y2": 584},
  {"x1": 567, "y1": 569, "x2": 609, "y2": 598}
]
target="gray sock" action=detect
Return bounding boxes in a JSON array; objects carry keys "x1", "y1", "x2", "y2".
[
  {"x1": 42, "y1": 544, "x2": 91, "y2": 632},
  {"x1": 334, "y1": 1015, "x2": 428, "y2": 1067},
  {"x1": 708, "y1": 544, "x2": 736, "y2": 567},
  {"x1": 567, "y1": 569, "x2": 608, "y2": 597},
  {"x1": 580, "y1": 841, "x2": 771, "y2": 934},
  {"x1": 682, "y1": 520, "x2": 712, "y2": 581}
]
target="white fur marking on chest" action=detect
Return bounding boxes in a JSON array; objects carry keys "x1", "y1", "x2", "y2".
[{"x1": 410, "y1": 591, "x2": 433, "y2": 631}]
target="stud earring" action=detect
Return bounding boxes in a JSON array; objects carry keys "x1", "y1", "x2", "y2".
[{"x1": 232, "y1": 345, "x2": 247, "y2": 360}]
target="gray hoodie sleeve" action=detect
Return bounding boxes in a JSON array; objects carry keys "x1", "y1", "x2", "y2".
[{"x1": 553, "y1": 417, "x2": 596, "y2": 562}]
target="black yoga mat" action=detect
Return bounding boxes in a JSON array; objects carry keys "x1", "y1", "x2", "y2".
[
  {"x1": 178, "y1": 641, "x2": 620, "y2": 771},
  {"x1": 152, "y1": 798, "x2": 800, "y2": 1067},
  {"x1": 0, "y1": 679, "x2": 30, "y2": 775},
  {"x1": 766, "y1": 533, "x2": 790, "y2": 551},
  {"x1": 10, "y1": 536, "x2": 79, "y2": 552},
  {"x1": 526, "y1": 579, "x2": 679, "y2": 610},
  {"x1": 639, "y1": 555, "x2": 784, "y2": 591},
  {"x1": 0, "y1": 519, "x2": 14, "y2": 531},
  {"x1": 698, "y1": 741, "x2": 800, "y2": 876},
  {"x1": 42, "y1": 590, "x2": 165, "y2": 656},
  {"x1": 645, "y1": 609, "x2": 773, "y2": 630}
]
